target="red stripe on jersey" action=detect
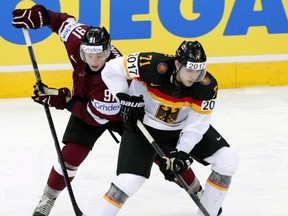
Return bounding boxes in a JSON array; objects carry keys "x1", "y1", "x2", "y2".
[{"x1": 147, "y1": 85, "x2": 193, "y2": 104}]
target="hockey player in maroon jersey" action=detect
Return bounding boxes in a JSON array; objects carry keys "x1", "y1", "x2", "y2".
[
  {"x1": 12, "y1": 5, "x2": 205, "y2": 216},
  {"x1": 95, "y1": 41, "x2": 239, "y2": 215},
  {"x1": 11, "y1": 5, "x2": 123, "y2": 216}
]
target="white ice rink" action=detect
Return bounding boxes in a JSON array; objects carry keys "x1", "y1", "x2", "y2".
[{"x1": 1, "y1": 86, "x2": 288, "y2": 216}]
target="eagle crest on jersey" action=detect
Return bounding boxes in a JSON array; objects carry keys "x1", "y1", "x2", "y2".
[{"x1": 156, "y1": 105, "x2": 180, "y2": 123}]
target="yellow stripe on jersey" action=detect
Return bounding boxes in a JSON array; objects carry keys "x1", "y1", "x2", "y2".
[
  {"x1": 191, "y1": 102, "x2": 213, "y2": 115},
  {"x1": 146, "y1": 84, "x2": 213, "y2": 115}
]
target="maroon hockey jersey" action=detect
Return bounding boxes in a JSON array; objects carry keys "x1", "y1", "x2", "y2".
[{"x1": 47, "y1": 10, "x2": 122, "y2": 126}]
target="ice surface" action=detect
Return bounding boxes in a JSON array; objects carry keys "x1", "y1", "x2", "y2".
[{"x1": 1, "y1": 86, "x2": 288, "y2": 216}]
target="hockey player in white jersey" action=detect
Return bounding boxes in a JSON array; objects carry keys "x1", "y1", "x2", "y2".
[
  {"x1": 12, "y1": 5, "x2": 207, "y2": 215},
  {"x1": 95, "y1": 41, "x2": 239, "y2": 215}
]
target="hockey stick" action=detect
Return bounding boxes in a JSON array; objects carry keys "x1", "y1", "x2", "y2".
[
  {"x1": 107, "y1": 128, "x2": 120, "y2": 143},
  {"x1": 22, "y1": 28, "x2": 85, "y2": 216},
  {"x1": 137, "y1": 120, "x2": 210, "y2": 216}
]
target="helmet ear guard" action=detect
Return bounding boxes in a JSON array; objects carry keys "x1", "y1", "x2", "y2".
[{"x1": 80, "y1": 26, "x2": 111, "y2": 62}]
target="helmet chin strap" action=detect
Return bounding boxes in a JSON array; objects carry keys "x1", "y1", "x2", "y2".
[
  {"x1": 173, "y1": 71, "x2": 183, "y2": 86},
  {"x1": 173, "y1": 63, "x2": 185, "y2": 86},
  {"x1": 105, "y1": 49, "x2": 111, "y2": 58}
]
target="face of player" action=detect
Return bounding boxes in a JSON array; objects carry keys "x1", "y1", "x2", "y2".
[
  {"x1": 85, "y1": 50, "x2": 110, "y2": 72},
  {"x1": 175, "y1": 61, "x2": 201, "y2": 87}
]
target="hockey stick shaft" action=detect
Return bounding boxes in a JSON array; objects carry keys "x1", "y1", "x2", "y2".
[
  {"x1": 107, "y1": 128, "x2": 120, "y2": 143},
  {"x1": 22, "y1": 29, "x2": 84, "y2": 216},
  {"x1": 137, "y1": 120, "x2": 210, "y2": 216}
]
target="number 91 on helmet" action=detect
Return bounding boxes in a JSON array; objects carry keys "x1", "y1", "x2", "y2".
[{"x1": 80, "y1": 26, "x2": 111, "y2": 65}]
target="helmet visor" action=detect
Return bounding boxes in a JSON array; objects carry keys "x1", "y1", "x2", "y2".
[{"x1": 184, "y1": 61, "x2": 207, "y2": 82}]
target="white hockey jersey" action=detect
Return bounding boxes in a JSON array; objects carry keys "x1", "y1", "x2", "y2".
[{"x1": 101, "y1": 52, "x2": 218, "y2": 153}]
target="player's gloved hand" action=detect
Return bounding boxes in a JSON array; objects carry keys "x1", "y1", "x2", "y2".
[
  {"x1": 32, "y1": 83, "x2": 71, "y2": 110},
  {"x1": 12, "y1": 5, "x2": 49, "y2": 29},
  {"x1": 116, "y1": 93, "x2": 145, "y2": 127},
  {"x1": 159, "y1": 148, "x2": 193, "y2": 181}
]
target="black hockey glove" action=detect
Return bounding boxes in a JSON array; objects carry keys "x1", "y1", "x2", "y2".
[
  {"x1": 116, "y1": 93, "x2": 145, "y2": 128},
  {"x1": 12, "y1": 5, "x2": 50, "y2": 29},
  {"x1": 159, "y1": 148, "x2": 193, "y2": 181},
  {"x1": 32, "y1": 83, "x2": 71, "y2": 110}
]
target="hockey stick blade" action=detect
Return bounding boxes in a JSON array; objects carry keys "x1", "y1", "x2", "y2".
[
  {"x1": 22, "y1": 28, "x2": 85, "y2": 216},
  {"x1": 137, "y1": 120, "x2": 210, "y2": 216}
]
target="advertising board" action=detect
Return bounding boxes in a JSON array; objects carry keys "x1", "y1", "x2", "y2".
[{"x1": 1, "y1": 0, "x2": 288, "y2": 98}]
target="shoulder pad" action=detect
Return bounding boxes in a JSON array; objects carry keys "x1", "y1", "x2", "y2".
[
  {"x1": 194, "y1": 71, "x2": 218, "y2": 100},
  {"x1": 138, "y1": 52, "x2": 175, "y2": 85}
]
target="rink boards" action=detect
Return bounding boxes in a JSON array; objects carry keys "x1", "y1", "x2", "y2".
[
  {"x1": 1, "y1": 59, "x2": 288, "y2": 98},
  {"x1": 1, "y1": 0, "x2": 288, "y2": 98}
]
